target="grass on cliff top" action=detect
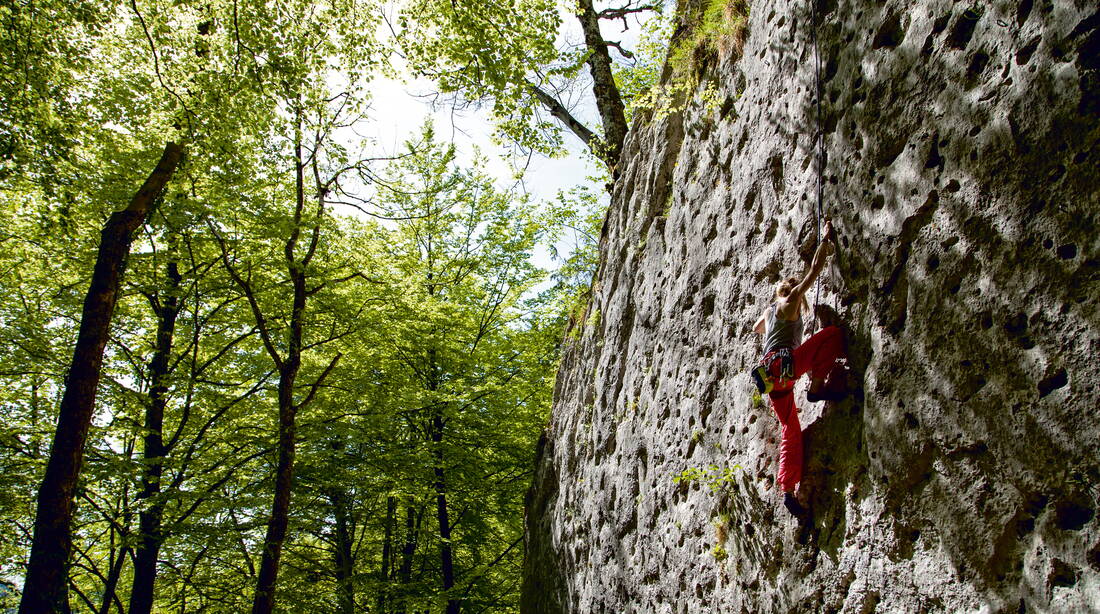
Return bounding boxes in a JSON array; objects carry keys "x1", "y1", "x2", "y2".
[
  {"x1": 624, "y1": 0, "x2": 750, "y2": 122},
  {"x1": 669, "y1": 0, "x2": 750, "y2": 81}
]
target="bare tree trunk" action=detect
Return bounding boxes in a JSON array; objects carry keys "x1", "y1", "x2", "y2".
[
  {"x1": 251, "y1": 358, "x2": 300, "y2": 613},
  {"x1": 96, "y1": 543, "x2": 129, "y2": 614},
  {"x1": 129, "y1": 248, "x2": 183, "y2": 614},
  {"x1": 19, "y1": 142, "x2": 183, "y2": 614},
  {"x1": 575, "y1": 0, "x2": 628, "y2": 172}
]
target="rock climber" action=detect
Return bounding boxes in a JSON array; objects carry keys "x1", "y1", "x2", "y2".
[{"x1": 752, "y1": 219, "x2": 846, "y2": 506}]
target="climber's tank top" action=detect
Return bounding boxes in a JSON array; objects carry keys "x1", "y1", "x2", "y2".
[{"x1": 762, "y1": 303, "x2": 803, "y2": 355}]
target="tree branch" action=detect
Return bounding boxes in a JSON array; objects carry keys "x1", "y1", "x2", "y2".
[
  {"x1": 295, "y1": 352, "x2": 342, "y2": 411},
  {"x1": 605, "y1": 40, "x2": 635, "y2": 59},
  {"x1": 69, "y1": 579, "x2": 98, "y2": 614},
  {"x1": 306, "y1": 270, "x2": 386, "y2": 296},
  {"x1": 461, "y1": 534, "x2": 524, "y2": 601},
  {"x1": 168, "y1": 447, "x2": 270, "y2": 527},
  {"x1": 597, "y1": 3, "x2": 661, "y2": 21},
  {"x1": 207, "y1": 221, "x2": 284, "y2": 370},
  {"x1": 166, "y1": 370, "x2": 273, "y2": 476},
  {"x1": 130, "y1": 0, "x2": 193, "y2": 124},
  {"x1": 526, "y1": 82, "x2": 596, "y2": 148}
]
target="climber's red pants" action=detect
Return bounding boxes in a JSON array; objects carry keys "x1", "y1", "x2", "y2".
[{"x1": 767, "y1": 325, "x2": 845, "y2": 492}]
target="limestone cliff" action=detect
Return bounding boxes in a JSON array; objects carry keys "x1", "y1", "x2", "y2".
[{"x1": 522, "y1": 0, "x2": 1100, "y2": 612}]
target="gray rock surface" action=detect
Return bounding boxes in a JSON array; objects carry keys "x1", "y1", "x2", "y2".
[{"x1": 522, "y1": 0, "x2": 1100, "y2": 612}]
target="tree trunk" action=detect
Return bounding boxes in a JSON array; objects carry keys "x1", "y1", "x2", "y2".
[
  {"x1": 251, "y1": 113, "x2": 315, "y2": 614},
  {"x1": 396, "y1": 501, "x2": 418, "y2": 614},
  {"x1": 431, "y1": 411, "x2": 459, "y2": 614},
  {"x1": 96, "y1": 544, "x2": 129, "y2": 614},
  {"x1": 328, "y1": 486, "x2": 355, "y2": 614},
  {"x1": 379, "y1": 495, "x2": 396, "y2": 613},
  {"x1": 251, "y1": 355, "x2": 300, "y2": 614},
  {"x1": 575, "y1": 0, "x2": 628, "y2": 173},
  {"x1": 19, "y1": 141, "x2": 183, "y2": 614},
  {"x1": 129, "y1": 250, "x2": 183, "y2": 614}
]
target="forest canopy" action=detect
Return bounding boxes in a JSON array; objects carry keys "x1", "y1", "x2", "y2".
[{"x1": 0, "y1": 0, "x2": 667, "y2": 612}]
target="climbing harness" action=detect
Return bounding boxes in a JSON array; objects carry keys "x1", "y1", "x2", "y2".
[{"x1": 752, "y1": 347, "x2": 795, "y2": 394}]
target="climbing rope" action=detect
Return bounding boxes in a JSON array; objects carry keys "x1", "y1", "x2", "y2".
[{"x1": 809, "y1": 0, "x2": 826, "y2": 314}]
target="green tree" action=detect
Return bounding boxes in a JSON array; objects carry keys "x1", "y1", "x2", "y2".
[
  {"x1": 370, "y1": 124, "x2": 557, "y2": 612},
  {"x1": 205, "y1": 2, "x2": 383, "y2": 602}
]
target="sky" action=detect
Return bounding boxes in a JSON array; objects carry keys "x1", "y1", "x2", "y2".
[{"x1": 362, "y1": 73, "x2": 604, "y2": 206}]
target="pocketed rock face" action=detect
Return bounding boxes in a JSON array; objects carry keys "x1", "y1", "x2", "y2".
[{"x1": 522, "y1": 0, "x2": 1100, "y2": 612}]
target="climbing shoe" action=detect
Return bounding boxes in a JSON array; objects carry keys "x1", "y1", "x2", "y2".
[
  {"x1": 808, "y1": 362, "x2": 849, "y2": 402},
  {"x1": 752, "y1": 365, "x2": 773, "y2": 394},
  {"x1": 783, "y1": 492, "x2": 807, "y2": 517}
]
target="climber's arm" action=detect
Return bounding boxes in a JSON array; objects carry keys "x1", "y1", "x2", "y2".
[
  {"x1": 791, "y1": 220, "x2": 833, "y2": 299},
  {"x1": 754, "y1": 313, "x2": 766, "y2": 335}
]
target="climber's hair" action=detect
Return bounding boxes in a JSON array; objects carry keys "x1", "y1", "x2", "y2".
[
  {"x1": 775, "y1": 277, "x2": 799, "y2": 298},
  {"x1": 775, "y1": 276, "x2": 810, "y2": 313}
]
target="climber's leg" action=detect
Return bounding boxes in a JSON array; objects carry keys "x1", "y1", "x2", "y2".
[
  {"x1": 793, "y1": 325, "x2": 845, "y2": 398},
  {"x1": 769, "y1": 388, "x2": 803, "y2": 492},
  {"x1": 794, "y1": 325, "x2": 844, "y2": 379}
]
